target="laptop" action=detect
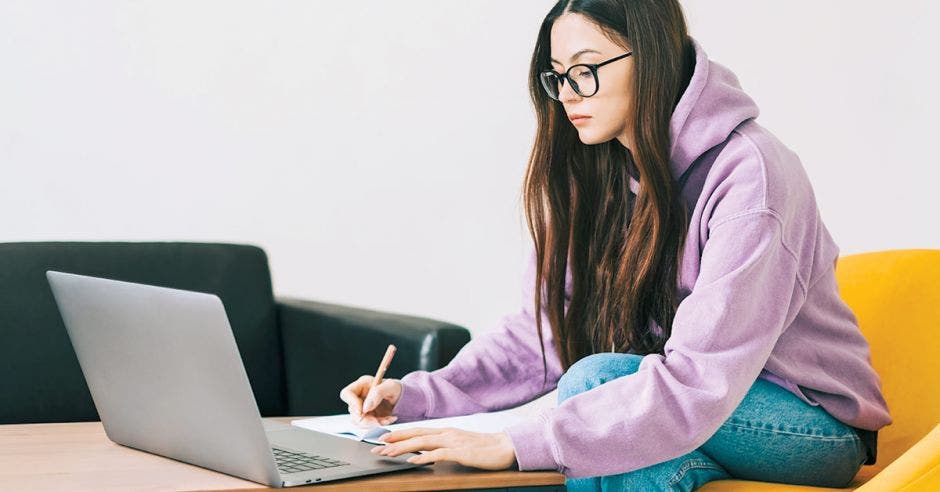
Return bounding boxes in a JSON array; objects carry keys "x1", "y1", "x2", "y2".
[{"x1": 45, "y1": 270, "x2": 425, "y2": 487}]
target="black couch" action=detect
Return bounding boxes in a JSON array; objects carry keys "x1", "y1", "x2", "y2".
[{"x1": 0, "y1": 241, "x2": 471, "y2": 424}]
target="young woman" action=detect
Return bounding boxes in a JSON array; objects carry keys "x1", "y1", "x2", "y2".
[{"x1": 339, "y1": 1, "x2": 892, "y2": 489}]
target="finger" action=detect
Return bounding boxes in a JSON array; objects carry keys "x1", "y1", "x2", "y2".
[
  {"x1": 380, "y1": 426, "x2": 449, "y2": 443},
  {"x1": 353, "y1": 374, "x2": 374, "y2": 397},
  {"x1": 361, "y1": 388, "x2": 379, "y2": 413},
  {"x1": 375, "y1": 434, "x2": 450, "y2": 457},
  {"x1": 357, "y1": 406, "x2": 394, "y2": 424},
  {"x1": 347, "y1": 395, "x2": 363, "y2": 417},
  {"x1": 339, "y1": 377, "x2": 370, "y2": 414},
  {"x1": 407, "y1": 447, "x2": 451, "y2": 465},
  {"x1": 352, "y1": 413, "x2": 382, "y2": 428},
  {"x1": 338, "y1": 384, "x2": 358, "y2": 406},
  {"x1": 338, "y1": 376, "x2": 368, "y2": 401}
]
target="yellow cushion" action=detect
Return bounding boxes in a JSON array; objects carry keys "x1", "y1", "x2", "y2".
[
  {"x1": 855, "y1": 423, "x2": 940, "y2": 491},
  {"x1": 700, "y1": 249, "x2": 940, "y2": 491}
]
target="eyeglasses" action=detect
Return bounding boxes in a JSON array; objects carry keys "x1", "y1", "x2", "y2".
[{"x1": 539, "y1": 52, "x2": 633, "y2": 100}]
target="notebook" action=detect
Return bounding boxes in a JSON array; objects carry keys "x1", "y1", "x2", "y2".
[{"x1": 291, "y1": 409, "x2": 527, "y2": 446}]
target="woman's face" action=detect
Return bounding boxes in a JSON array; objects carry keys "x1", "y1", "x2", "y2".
[{"x1": 549, "y1": 13, "x2": 636, "y2": 149}]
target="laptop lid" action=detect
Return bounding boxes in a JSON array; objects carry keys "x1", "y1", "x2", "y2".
[{"x1": 46, "y1": 270, "x2": 281, "y2": 487}]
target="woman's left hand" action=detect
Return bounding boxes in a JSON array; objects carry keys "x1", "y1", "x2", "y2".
[{"x1": 371, "y1": 427, "x2": 517, "y2": 470}]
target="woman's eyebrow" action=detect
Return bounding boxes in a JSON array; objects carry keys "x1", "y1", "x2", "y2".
[{"x1": 550, "y1": 48, "x2": 602, "y2": 65}]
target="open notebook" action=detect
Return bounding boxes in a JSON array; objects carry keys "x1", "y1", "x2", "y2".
[{"x1": 291, "y1": 409, "x2": 527, "y2": 446}]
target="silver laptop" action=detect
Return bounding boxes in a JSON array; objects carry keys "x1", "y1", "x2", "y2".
[{"x1": 46, "y1": 270, "x2": 425, "y2": 487}]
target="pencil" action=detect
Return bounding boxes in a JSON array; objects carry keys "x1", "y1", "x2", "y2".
[
  {"x1": 370, "y1": 343, "x2": 397, "y2": 390},
  {"x1": 360, "y1": 344, "x2": 396, "y2": 421}
]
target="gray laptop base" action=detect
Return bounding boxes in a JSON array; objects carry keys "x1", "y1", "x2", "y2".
[{"x1": 46, "y1": 270, "x2": 423, "y2": 487}]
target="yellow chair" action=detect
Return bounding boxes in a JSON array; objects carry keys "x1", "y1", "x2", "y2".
[{"x1": 700, "y1": 249, "x2": 940, "y2": 491}]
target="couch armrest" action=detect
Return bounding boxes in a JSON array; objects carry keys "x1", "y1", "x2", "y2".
[
  {"x1": 855, "y1": 422, "x2": 940, "y2": 491},
  {"x1": 276, "y1": 296, "x2": 471, "y2": 416}
]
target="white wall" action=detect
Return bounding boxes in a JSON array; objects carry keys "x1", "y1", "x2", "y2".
[
  {"x1": 2, "y1": 1, "x2": 937, "y2": 345},
  {"x1": 682, "y1": 1, "x2": 940, "y2": 257}
]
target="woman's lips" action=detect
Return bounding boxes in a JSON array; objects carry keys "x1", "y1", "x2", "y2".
[{"x1": 570, "y1": 115, "x2": 591, "y2": 125}]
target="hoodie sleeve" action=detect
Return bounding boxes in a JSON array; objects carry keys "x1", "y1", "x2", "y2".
[
  {"x1": 504, "y1": 209, "x2": 808, "y2": 478},
  {"x1": 391, "y1": 248, "x2": 564, "y2": 421}
]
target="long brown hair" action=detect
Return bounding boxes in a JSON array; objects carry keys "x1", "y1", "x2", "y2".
[{"x1": 523, "y1": 0, "x2": 695, "y2": 377}]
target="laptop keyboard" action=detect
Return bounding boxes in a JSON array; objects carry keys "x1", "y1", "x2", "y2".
[{"x1": 272, "y1": 447, "x2": 350, "y2": 474}]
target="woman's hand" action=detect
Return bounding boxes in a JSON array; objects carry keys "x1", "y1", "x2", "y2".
[
  {"x1": 338, "y1": 375, "x2": 403, "y2": 427},
  {"x1": 371, "y1": 427, "x2": 518, "y2": 470}
]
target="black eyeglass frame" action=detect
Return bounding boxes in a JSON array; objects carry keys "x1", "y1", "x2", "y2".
[{"x1": 540, "y1": 51, "x2": 633, "y2": 100}]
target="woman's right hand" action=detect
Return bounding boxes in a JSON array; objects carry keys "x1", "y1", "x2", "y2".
[{"x1": 339, "y1": 375, "x2": 403, "y2": 427}]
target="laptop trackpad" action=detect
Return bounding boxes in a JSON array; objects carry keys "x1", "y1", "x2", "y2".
[{"x1": 266, "y1": 426, "x2": 421, "y2": 468}]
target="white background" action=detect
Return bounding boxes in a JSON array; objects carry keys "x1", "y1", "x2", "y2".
[{"x1": 3, "y1": 1, "x2": 938, "y2": 348}]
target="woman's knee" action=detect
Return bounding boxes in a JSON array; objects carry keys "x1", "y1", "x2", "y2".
[
  {"x1": 557, "y1": 352, "x2": 644, "y2": 403},
  {"x1": 701, "y1": 378, "x2": 867, "y2": 488}
]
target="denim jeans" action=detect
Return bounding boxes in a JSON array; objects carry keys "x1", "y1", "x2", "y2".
[{"x1": 561, "y1": 353, "x2": 867, "y2": 492}]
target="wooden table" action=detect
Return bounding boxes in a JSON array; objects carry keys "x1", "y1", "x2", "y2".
[{"x1": 0, "y1": 417, "x2": 566, "y2": 491}]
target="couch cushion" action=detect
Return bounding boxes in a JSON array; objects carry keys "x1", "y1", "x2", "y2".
[{"x1": 0, "y1": 242, "x2": 282, "y2": 423}]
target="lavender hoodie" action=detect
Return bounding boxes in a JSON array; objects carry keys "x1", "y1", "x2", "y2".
[{"x1": 391, "y1": 36, "x2": 892, "y2": 478}]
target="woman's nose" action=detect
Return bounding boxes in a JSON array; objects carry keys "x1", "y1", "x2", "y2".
[{"x1": 558, "y1": 78, "x2": 581, "y2": 102}]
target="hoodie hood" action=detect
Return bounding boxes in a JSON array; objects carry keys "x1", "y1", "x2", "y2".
[{"x1": 668, "y1": 36, "x2": 760, "y2": 181}]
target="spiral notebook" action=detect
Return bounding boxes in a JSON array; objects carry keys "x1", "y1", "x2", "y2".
[{"x1": 291, "y1": 409, "x2": 526, "y2": 445}]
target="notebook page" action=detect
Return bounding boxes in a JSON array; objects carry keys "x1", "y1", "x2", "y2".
[
  {"x1": 291, "y1": 409, "x2": 526, "y2": 445},
  {"x1": 289, "y1": 414, "x2": 388, "y2": 443}
]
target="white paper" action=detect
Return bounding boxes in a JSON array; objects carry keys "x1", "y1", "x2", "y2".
[{"x1": 291, "y1": 409, "x2": 527, "y2": 445}]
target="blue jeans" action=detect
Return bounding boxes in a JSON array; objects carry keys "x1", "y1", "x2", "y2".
[{"x1": 561, "y1": 353, "x2": 867, "y2": 491}]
